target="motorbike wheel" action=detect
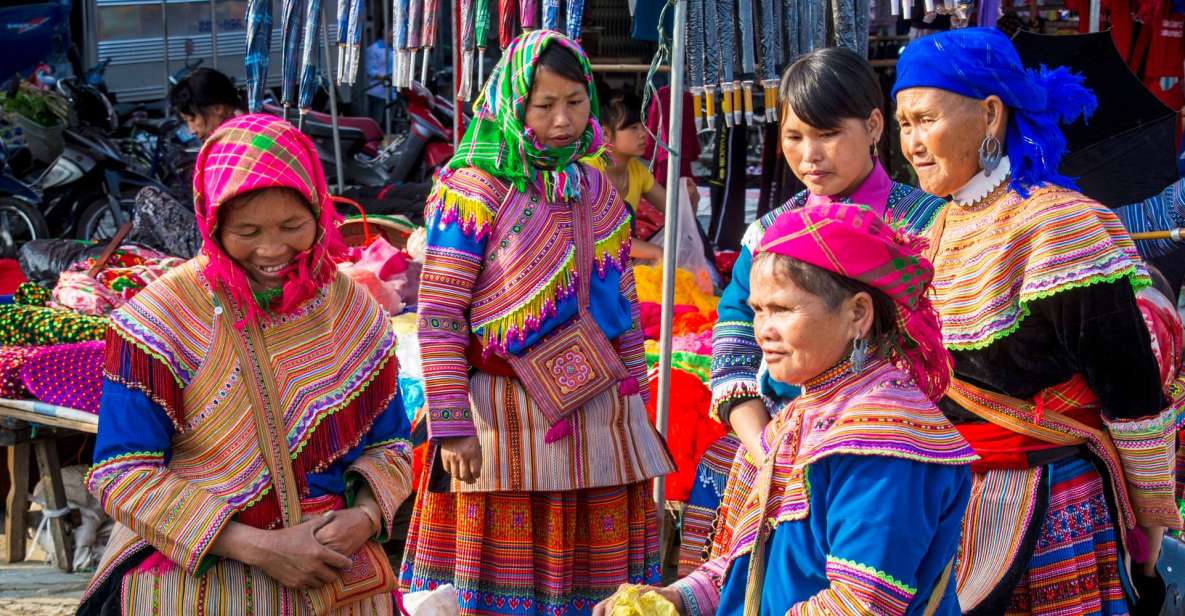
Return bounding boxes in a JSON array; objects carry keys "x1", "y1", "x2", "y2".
[
  {"x1": 0, "y1": 198, "x2": 49, "y2": 258},
  {"x1": 77, "y1": 193, "x2": 136, "y2": 242}
]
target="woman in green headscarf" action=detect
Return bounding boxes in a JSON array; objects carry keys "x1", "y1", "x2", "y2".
[{"x1": 400, "y1": 31, "x2": 673, "y2": 615}]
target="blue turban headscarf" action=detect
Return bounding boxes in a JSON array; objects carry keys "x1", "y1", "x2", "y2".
[{"x1": 891, "y1": 28, "x2": 1098, "y2": 197}]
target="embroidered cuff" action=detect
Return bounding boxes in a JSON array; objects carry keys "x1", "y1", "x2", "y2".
[
  {"x1": 669, "y1": 571, "x2": 720, "y2": 616},
  {"x1": 426, "y1": 406, "x2": 477, "y2": 439},
  {"x1": 709, "y1": 380, "x2": 762, "y2": 425},
  {"x1": 346, "y1": 439, "x2": 414, "y2": 539},
  {"x1": 1106, "y1": 408, "x2": 1184, "y2": 529}
]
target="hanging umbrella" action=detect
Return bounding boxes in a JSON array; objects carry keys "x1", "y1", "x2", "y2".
[
  {"x1": 832, "y1": 0, "x2": 856, "y2": 51},
  {"x1": 1012, "y1": 30, "x2": 1179, "y2": 207},
  {"x1": 421, "y1": 0, "x2": 439, "y2": 84},
  {"x1": 341, "y1": 0, "x2": 365, "y2": 85},
  {"x1": 280, "y1": 0, "x2": 306, "y2": 110},
  {"x1": 759, "y1": 0, "x2": 779, "y2": 121},
  {"x1": 245, "y1": 0, "x2": 273, "y2": 113},
  {"x1": 716, "y1": 0, "x2": 738, "y2": 127},
  {"x1": 520, "y1": 0, "x2": 538, "y2": 29},
  {"x1": 397, "y1": 0, "x2": 412, "y2": 88},
  {"x1": 565, "y1": 0, "x2": 586, "y2": 39},
  {"x1": 687, "y1": 0, "x2": 706, "y2": 133},
  {"x1": 701, "y1": 0, "x2": 721, "y2": 130},
  {"x1": 408, "y1": 0, "x2": 423, "y2": 84},
  {"x1": 336, "y1": 0, "x2": 350, "y2": 79},
  {"x1": 460, "y1": 0, "x2": 475, "y2": 100},
  {"x1": 542, "y1": 0, "x2": 560, "y2": 31},
  {"x1": 298, "y1": 0, "x2": 324, "y2": 111},
  {"x1": 475, "y1": 0, "x2": 491, "y2": 86},
  {"x1": 737, "y1": 0, "x2": 756, "y2": 125},
  {"x1": 783, "y1": 0, "x2": 799, "y2": 61},
  {"x1": 499, "y1": 0, "x2": 517, "y2": 48}
]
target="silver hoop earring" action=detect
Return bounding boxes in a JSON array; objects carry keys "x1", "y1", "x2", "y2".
[
  {"x1": 979, "y1": 135, "x2": 1003, "y2": 176},
  {"x1": 850, "y1": 337, "x2": 870, "y2": 373}
]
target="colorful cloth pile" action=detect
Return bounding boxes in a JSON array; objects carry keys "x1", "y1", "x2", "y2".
[{"x1": 50, "y1": 247, "x2": 184, "y2": 317}]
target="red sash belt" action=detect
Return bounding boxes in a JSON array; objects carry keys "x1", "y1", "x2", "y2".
[{"x1": 952, "y1": 375, "x2": 1103, "y2": 473}]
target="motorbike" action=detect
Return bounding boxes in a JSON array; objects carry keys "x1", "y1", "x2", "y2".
[
  {"x1": 0, "y1": 141, "x2": 47, "y2": 258},
  {"x1": 264, "y1": 76, "x2": 460, "y2": 188},
  {"x1": 11, "y1": 72, "x2": 168, "y2": 242}
]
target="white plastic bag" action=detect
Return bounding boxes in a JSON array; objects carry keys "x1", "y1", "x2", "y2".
[
  {"x1": 649, "y1": 181, "x2": 722, "y2": 291},
  {"x1": 403, "y1": 584, "x2": 460, "y2": 615}
]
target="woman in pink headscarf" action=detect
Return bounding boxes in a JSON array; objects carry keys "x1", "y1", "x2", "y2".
[
  {"x1": 79, "y1": 114, "x2": 413, "y2": 614},
  {"x1": 595, "y1": 204, "x2": 976, "y2": 616}
]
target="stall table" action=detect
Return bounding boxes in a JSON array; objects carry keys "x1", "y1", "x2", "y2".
[{"x1": 1, "y1": 399, "x2": 98, "y2": 573}]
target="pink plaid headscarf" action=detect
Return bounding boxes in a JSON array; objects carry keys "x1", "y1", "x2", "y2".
[
  {"x1": 758, "y1": 203, "x2": 951, "y2": 402},
  {"x1": 192, "y1": 113, "x2": 346, "y2": 325}
]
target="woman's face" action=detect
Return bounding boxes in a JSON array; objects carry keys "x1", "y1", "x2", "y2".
[
  {"x1": 608, "y1": 122, "x2": 649, "y2": 159},
  {"x1": 525, "y1": 67, "x2": 591, "y2": 149},
  {"x1": 780, "y1": 107, "x2": 881, "y2": 197},
  {"x1": 749, "y1": 260, "x2": 872, "y2": 385},
  {"x1": 895, "y1": 88, "x2": 1000, "y2": 197},
  {"x1": 218, "y1": 189, "x2": 317, "y2": 291},
  {"x1": 181, "y1": 105, "x2": 236, "y2": 141}
]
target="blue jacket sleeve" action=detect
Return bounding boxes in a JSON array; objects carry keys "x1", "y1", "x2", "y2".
[{"x1": 1117, "y1": 179, "x2": 1185, "y2": 260}]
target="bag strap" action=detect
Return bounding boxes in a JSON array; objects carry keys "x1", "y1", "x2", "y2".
[
  {"x1": 215, "y1": 290, "x2": 304, "y2": 528},
  {"x1": 923, "y1": 558, "x2": 955, "y2": 616}
]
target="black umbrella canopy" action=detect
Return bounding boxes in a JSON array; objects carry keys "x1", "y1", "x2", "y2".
[{"x1": 1012, "y1": 30, "x2": 1178, "y2": 207}]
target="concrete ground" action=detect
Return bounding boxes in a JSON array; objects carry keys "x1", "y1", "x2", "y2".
[{"x1": 0, "y1": 535, "x2": 89, "y2": 616}]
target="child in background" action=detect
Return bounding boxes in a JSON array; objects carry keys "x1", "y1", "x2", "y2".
[{"x1": 587, "y1": 92, "x2": 673, "y2": 261}]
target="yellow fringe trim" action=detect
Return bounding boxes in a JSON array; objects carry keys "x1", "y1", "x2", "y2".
[
  {"x1": 425, "y1": 184, "x2": 497, "y2": 237},
  {"x1": 475, "y1": 247, "x2": 577, "y2": 346}
]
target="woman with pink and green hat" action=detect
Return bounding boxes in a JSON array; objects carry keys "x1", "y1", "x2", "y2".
[{"x1": 80, "y1": 113, "x2": 413, "y2": 614}]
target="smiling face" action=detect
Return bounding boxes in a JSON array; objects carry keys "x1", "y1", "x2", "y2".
[
  {"x1": 217, "y1": 188, "x2": 317, "y2": 291},
  {"x1": 749, "y1": 254, "x2": 873, "y2": 385},
  {"x1": 524, "y1": 66, "x2": 591, "y2": 150},
  {"x1": 780, "y1": 106, "x2": 881, "y2": 198},
  {"x1": 895, "y1": 88, "x2": 1007, "y2": 197}
]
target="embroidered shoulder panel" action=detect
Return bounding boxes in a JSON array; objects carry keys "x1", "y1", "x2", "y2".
[
  {"x1": 463, "y1": 165, "x2": 633, "y2": 350},
  {"x1": 930, "y1": 185, "x2": 1148, "y2": 350},
  {"x1": 711, "y1": 362, "x2": 976, "y2": 566}
]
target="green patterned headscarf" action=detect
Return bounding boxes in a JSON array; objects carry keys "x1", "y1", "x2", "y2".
[{"x1": 445, "y1": 30, "x2": 602, "y2": 202}]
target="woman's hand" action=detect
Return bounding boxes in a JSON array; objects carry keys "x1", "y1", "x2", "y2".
[
  {"x1": 591, "y1": 584, "x2": 686, "y2": 616},
  {"x1": 313, "y1": 509, "x2": 376, "y2": 558},
  {"x1": 729, "y1": 398, "x2": 771, "y2": 465},
  {"x1": 440, "y1": 436, "x2": 482, "y2": 484},
  {"x1": 248, "y1": 516, "x2": 354, "y2": 590}
]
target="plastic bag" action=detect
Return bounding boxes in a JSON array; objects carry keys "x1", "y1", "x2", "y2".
[
  {"x1": 649, "y1": 182, "x2": 722, "y2": 291},
  {"x1": 403, "y1": 584, "x2": 460, "y2": 616},
  {"x1": 605, "y1": 586, "x2": 679, "y2": 616},
  {"x1": 18, "y1": 240, "x2": 103, "y2": 287}
]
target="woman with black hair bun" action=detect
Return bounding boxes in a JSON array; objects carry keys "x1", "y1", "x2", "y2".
[{"x1": 710, "y1": 46, "x2": 948, "y2": 460}]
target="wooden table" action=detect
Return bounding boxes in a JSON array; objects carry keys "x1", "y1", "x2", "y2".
[{"x1": 1, "y1": 399, "x2": 97, "y2": 573}]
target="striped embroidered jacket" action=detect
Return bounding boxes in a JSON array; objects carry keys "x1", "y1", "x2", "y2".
[
  {"x1": 82, "y1": 260, "x2": 413, "y2": 606},
  {"x1": 670, "y1": 359, "x2": 976, "y2": 615}
]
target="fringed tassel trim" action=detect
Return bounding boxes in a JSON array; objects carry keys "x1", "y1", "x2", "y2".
[
  {"x1": 474, "y1": 249, "x2": 578, "y2": 352},
  {"x1": 425, "y1": 183, "x2": 497, "y2": 241},
  {"x1": 104, "y1": 328, "x2": 187, "y2": 429},
  {"x1": 593, "y1": 215, "x2": 633, "y2": 277},
  {"x1": 291, "y1": 351, "x2": 401, "y2": 492}
]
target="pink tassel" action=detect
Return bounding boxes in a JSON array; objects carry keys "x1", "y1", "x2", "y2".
[
  {"x1": 133, "y1": 551, "x2": 179, "y2": 575},
  {"x1": 618, "y1": 378, "x2": 640, "y2": 396},
  {"x1": 1128, "y1": 525, "x2": 1150, "y2": 563},
  {"x1": 544, "y1": 418, "x2": 572, "y2": 443}
]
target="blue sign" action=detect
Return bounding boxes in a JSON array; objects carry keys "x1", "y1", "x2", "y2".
[{"x1": 0, "y1": 1, "x2": 71, "y2": 85}]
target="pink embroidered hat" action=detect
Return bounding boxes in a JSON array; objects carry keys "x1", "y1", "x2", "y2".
[
  {"x1": 757, "y1": 203, "x2": 951, "y2": 402},
  {"x1": 191, "y1": 113, "x2": 347, "y2": 325}
]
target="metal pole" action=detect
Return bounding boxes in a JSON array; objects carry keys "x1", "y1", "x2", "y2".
[
  {"x1": 210, "y1": 0, "x2": 220, "y2": 68},
  {"x1": 161, "y1": 0, "x2": 170, "y2": 100},
  {"x1": 1088, "y1": 0, "x2": 1100, "y2": 32},
  {"x1": 654, "y1": 0, "x2": 687, "y2": 550},
  {"x1": 453, "y1": 0, "x2": 463, "y2": 149},
  {"x1": 385, "y1": 0, "x2": 394, "y2": 133},
  {"x1": 321, "y1": 8, "x2": 347, "y2": 193}
]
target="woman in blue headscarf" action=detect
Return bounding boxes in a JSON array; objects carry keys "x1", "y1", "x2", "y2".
[{"x1": 893, "y1": 27, "x2": 1181, "y2": 615}]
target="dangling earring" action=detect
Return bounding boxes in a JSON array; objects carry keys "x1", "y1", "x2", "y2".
[
  {"x1": 978, "y1": 135, "x2": 1003, "y2": 176},
  {"x1": 850, "y1": 337, "x2": 869, "y2": 373},
  {"x1": 871, "y1": 142, "x2": 879, "y2": 159}
]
